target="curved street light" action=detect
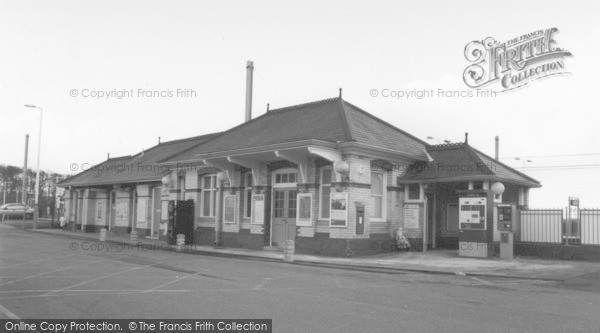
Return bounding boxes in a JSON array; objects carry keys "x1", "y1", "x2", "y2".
[{"x1": 515, "y1": 157, "x2": 533, "y2": 172}]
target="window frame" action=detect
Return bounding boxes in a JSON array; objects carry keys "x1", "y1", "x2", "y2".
[
  {"x1": 178, "y1": 175, "x2": 186, "y2": 200},
  {"x1": 404, "y1": 182, "x2": 424, "y2": 203},
  {"x1": 200, "y1": 174, "x2": 217, "y2": 217},
  {"x1": 95, "y1": 200, "x2": 105, "y2": 222},
  {"x1": 319, "y1": 166, "x2": 332, "y2": 220},
  {"x1": 271, "y1": 168, "x2": 298, "y2": 188},
  {"x1": 243, "y1": 172, "x2": 253, "y2": 219},
  {"x1": 370, "y1": 171, "x2": 387, "y2": 221}
]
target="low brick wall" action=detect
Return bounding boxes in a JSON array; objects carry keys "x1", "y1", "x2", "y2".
[
  {"x1": 221, "y1": 229, "x2": 264, "y2": 250},
  {"x1": 193, "y1": 227, "x2": 216, "y2": 246},
  {"x1": 82, "y1": 225, "x2": 104, "y2": 233},
  {"x1": 295, "y1": 233, "x2": 397, "y2": 257},
  {"x1": 133, "y1": 228, "x2": 151, "y2": 237},
  {"x1": 112, "y1": 226, "x2": 132, "y2": 234},
  {"x1": 516, "y1": 242, "x2": 600, "y2": 261}
]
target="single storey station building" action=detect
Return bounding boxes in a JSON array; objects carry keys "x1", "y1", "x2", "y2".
[{"x1": 59, "y1": 96, "x2": 540, "y2": 256}]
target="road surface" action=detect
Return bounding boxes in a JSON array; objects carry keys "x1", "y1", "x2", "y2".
[{"x1": 1, "y1": 226, "x2": 599, "y2": 332}]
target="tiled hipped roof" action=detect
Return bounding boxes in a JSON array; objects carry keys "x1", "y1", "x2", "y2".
[
  {"x1": 400, "y1": 143, "x2": 541, "y2": 187},
  {"x1": 165, "y1": 97, "x2": 430, "y2": 162},
  {"x1": 59, "y1": 133, "x2": 219, "y2": 187},
  {"x1": 58, "y1": 96, "x2": 540, "y2": 188}
]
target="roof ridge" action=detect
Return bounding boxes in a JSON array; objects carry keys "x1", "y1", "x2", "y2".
[
  {"x1": 461, "y1": 144, "x2": 495, "y2": 175},
  {"x1": 268, "y1": 97, "x2": 340, "y2": 113},
  {"x1": 427, "y1": 142, "x2": 466, "y2": 150},
  {"x1": 158, "y1": 132, "x2": 222, "y2": 146},
  {"x1": 159, "y1": 103, "x2": 301, "y2": 163},
  {"x1": 342, "y1": 100, "x2": 430, "y2": 147},
  {"x1": 106, "y1": 155, "x2": 133, "y2": 161},
  {"x1": 337, "y1": 98, "x2": 355, "y2": 142}
]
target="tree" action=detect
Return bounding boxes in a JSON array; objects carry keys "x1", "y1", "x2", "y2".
[{"x1": 0, "y1": 164, "x2": 68, "y2": 217}]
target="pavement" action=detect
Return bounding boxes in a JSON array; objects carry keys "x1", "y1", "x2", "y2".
[{"x1": 14, "y1": 224, "x2": 600, "y2": 282}]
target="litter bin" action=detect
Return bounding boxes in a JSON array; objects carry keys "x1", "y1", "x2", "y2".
[{"x1": 283, "y1": 240, "x2": 295, "y2": 263}]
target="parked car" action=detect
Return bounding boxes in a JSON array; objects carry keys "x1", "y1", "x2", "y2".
[{"x1": 0, "y1": 203, "x2": 34, "y2": 219}]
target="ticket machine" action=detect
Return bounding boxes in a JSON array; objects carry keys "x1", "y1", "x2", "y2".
[
  {"x1": 497, "y1": 204, "x2": 516, "y2": 260},
  {"x1": 458, "y1": 190, "x2": 493, "y2": 258}
]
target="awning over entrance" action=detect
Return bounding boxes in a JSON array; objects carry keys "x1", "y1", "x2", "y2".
[{"x1": 203, "y1": 146, "x2": 345, "y2": 186}]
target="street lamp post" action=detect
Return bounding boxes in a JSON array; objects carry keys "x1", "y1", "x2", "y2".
[
  {"x1": 25, "y1": 104, "x2": 43, "y2": 229},
  {"x1": 515, "y1": 157, "x2": 533, "y2": 172},
  {"x1": 426, "y1": 136, "x2": 451, "y2": 144}
]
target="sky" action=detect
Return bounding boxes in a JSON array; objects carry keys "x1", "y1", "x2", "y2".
[{"x1": 1, "y1": 0, "x2": 599, "y2": 208}]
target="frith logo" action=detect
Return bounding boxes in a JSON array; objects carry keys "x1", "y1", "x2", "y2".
[{"x1": 463, "y1": 28, "x2": 572, "y2": 91}]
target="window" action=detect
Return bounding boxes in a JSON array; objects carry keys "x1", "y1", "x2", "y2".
[
  {"x1": 288, "y1": 190, "x2": 297, "y2": 218},
  {"x1": 273, "y1": 190, "x2": 285, "y2": 218},
  {"x1": 407, "y1": 183, "x2": 420, "y2": 200},
  {"x1": 243, "y1": 173, "x2": 253, "y2": 218},
  {"x1": 96, "y1": 201, "x2": 104, "y2": 221},
  {"x1": 201, "y1": 174, "x2": 217, "y2": 217},
  {"x1": 274, "y1": 171, "x2": 297, "y2": 185},
  {"x1": 370, "y1": 171, "x2": 386, "y2": 219},
  {"x1": 319, "y1": 167, "x2": 332, "y2": 219},
  {"x1": 178, "y1": 175, "x2": 185, "y2": 200},
  {"x1": 404, "y1": 183, "x2": 423, "y2": 202}
]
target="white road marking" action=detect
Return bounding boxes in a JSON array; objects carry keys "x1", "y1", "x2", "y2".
[
  {"x1": 43, "y1": 262, "x2": 163, "y2": 296},
  {"x1": 0, "y1": 254, "x2": 84, "y2": 269},
  {"x1": 470, "y1": 277, "x2": 493, "y2": 285},
  {"x1": 253, "y1": 278, "x2": 272, "y2": 290},
  {"x1": 0, "y1": 303, "x2": 20, "y2": 319},
  {"x1": 0, "y1": 258, "x2": 108, "y2": 286}
]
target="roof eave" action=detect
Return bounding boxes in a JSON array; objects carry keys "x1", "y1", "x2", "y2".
[
  {"x1": 398, "y1": 174, "x2": 541, "y2": 187},
  {"x1": 59, "y1": 176, "x2": 166, "y2": 188},
  {"x1": 161, "y1": 139, "x2": 339, "y2": 163},
  {"x1": 338, "y1": 142, "x2": 429, "y2": 162}
]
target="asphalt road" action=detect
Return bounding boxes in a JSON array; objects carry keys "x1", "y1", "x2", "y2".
[{"x1": 1, "y1": 226, "x2": 600, "y2": 332}]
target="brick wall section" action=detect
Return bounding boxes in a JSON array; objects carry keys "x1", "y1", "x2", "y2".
[
  {"x1": 64, "y1": 190, "x2": 71, "y2": 222},
  {"x1": 161, "y1": 166, "x2": 270, "y2": 241},
  {"x1": 502, "y1": 184, "x2": 521, "y2": 205},
  {"x1": 296, "y1": 158, "x2": 318, "y2": 238},
  {"x1": 81, "y1": 188, "x2": 90, "y2": 227},
  {"x1": 329, "y1": 154, "x2": 364, "y2": 239},
  {"x1": 152, "y1": 153, "x2": 432, "y2": 247}
]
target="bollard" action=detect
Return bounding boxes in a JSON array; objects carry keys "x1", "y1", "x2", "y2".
[
  {"x1": 99, "y1": 228, "x2": 107, "y2": 242},
  {"x1": 283, "y1": 240, "x2": 295, "y2": 263},
  {"x1": 176, "y1": 234, "x2": 185, "y2": 252},
  {"x1": 130, "y1": 230, "x2": 138, "y2": 244},
  {"x1": 33, "y1": 209, "x2": 38, "y2": 230}
]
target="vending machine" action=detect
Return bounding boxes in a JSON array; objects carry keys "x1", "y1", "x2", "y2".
[
  {"x1": 497, "y1": 204, "x2": 516, "y2": 260},
  {"x1": 458, "y1": 190, "x2": 493, "y2": 258}
]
